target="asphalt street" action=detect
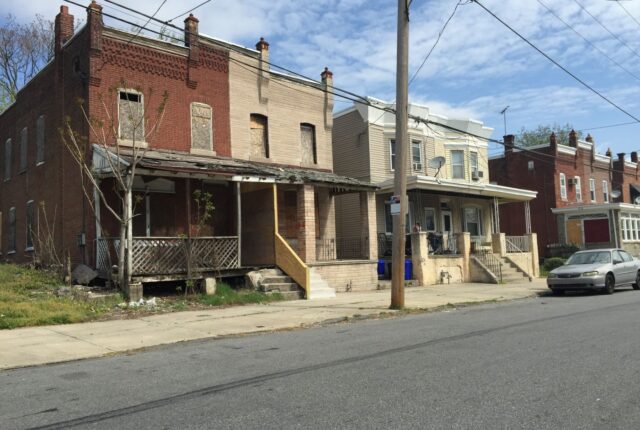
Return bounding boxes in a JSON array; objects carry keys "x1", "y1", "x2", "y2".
[{"x1": 3, "y1": 289, "x2": 640, "y2": 429}]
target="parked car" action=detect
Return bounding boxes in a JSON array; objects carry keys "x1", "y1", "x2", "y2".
[{"x1": 547, "y1": 249, "x2": 640, "y2": 295}]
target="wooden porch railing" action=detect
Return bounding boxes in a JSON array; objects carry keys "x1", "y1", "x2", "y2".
[{"x1": 96, "y1": 236, "x2": 240, "y2": 276}]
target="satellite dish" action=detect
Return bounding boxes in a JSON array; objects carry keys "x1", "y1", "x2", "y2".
[
  {"x1": 634, "y1": 196, "x2": 640, "y2": 205},
  {"x1": 428, "y1": 156, "x2": 446, "y2": 177},
  {"x1": 611, "y1": 190, "x2": 622, "y2": 199}
]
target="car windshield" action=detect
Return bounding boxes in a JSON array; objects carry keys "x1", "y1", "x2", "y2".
[{"x1": 567, "y1": 251, "x2": 611, "y2": 265}]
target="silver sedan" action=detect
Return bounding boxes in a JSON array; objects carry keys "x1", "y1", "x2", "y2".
[{"x1": 547, "y1": 249, "x2": 640, "y2": 295}]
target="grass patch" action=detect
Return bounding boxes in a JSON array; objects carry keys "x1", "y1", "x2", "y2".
[
  {"x1": 0, "y1": 264, "x2": 122, "y2": 330},
  {"x1": 197, "y1": 282, "x2": 284, "y2": 307}
]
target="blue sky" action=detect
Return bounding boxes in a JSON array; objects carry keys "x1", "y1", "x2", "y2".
[{"x1": 4, "y1": 0, "x2": 640, "y2": 157}]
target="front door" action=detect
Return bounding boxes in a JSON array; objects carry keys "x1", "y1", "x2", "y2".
[{"x1": 441, "y1": 210, "x2": 453, "y2": 234}]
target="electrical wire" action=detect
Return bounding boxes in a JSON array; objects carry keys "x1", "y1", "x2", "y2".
[
  {"x1": 167, "y1": 0, "x2": 213, "y2": 23},
  {"x1": 125, "y1": 0, "x2": 167, "y2": 46},
  {"x1": 614, "y1": 0, "x2": 640, "y2": 32},
  {"x1": 472, "y1": 0, "x2": 640, "y2": 125}
]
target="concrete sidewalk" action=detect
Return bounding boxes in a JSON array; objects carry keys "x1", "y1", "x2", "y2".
[{"x1": 0, "y1": 280, "x2": 548, "y2": 370}]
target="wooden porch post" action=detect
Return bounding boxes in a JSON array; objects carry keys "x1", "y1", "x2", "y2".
[
  {"x1": 493, "y1": 197, "x2": 500, "y2": 233},
  {"x1": 236, "y1": 181, "x2": 242, "y2": 266}
]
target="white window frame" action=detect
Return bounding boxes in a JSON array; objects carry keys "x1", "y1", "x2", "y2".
[
  {"x1": 589, "y1": 178, "x2": 596, "y2": 202},
  {"x1": 411, "y1": 140, "x2": 423, "y2": 171},
  {"x1": 451, "y1": 150, "x2": 465, "y2": 179},
  {"x1": 462, "y1": 206, "x2": 483, "y2": 237},
  {"x1": 423, "y1": 207, "x2": 436, "y2": 232},
  {"x1": 621, "y1": 213, "x2": 640, "y2": 242},
  {"x1": 389, "y1": 139, "x2": 396, "y2": 171},
  {"x1": 603, "y1": 180, "x2": 609, "y2": 203},
  {"x1": 117, "y1": 89, "x2": 147, "y2": 147},
  {"x1": 574, "y1": 176, "x2": 582, "y2": 202},
  {"x1": 470, "y1": 151, "x2": 479, "y2": 176},
  {"x1": 559, "y1": 173, "x2": 567, "y2": 200}
]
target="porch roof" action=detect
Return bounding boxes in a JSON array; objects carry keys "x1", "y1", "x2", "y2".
[
  {"x1": 552, "y1": 203, "x2": 640, "y2": 215},
  {"x1": 376, "y1": 175, "x2": 537, "y2": 203},
  {"x1": 95, "y1": 146, "x2": 376, "y2": 191}
]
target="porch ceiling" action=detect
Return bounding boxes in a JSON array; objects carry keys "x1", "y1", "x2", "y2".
[
  {"x1": 376, "y1": 175, "x2": 537, "y2": 203},
  {"x1": 96, "y1": 146, "x2": 377, "y2": 192}
]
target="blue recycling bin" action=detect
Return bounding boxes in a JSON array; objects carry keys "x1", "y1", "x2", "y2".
[
  {"x1": 404, "y1": 259, "x2": 413, "y2": 280},
  {"x1": 377, "y1": 260, "x2": 386, "y2": 276}
]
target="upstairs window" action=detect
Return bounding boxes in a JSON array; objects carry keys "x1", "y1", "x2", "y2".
[
  {"x1": 451, "y1": 150, "x2": 464, "y2": 179},
  {"x1": 19, "y1": 127, "x2": 27, "y2": 172},
  {"x1": 575, "y1": 176, "x2": 582, "y2": 202},
  {"x1": 191, "y1": 103, "x2": 213, "y2": 152},
  {"x1": 4, "y1": 138, "x2": 11, "y2": 181},
  {"x1": 589, "y1": 178, "x2": 596, "y2": 202},
  {"x1": 603, "y1": 180, "x2": 609, "y2": 203},
  {"x1": 8, "y1": 207, "x2": 15, "y2": 253},
  {"x1": 470, "y1": 152, "x2": 479, "y2": 177},
  {"x1": 36, "y1": 115, "x2": 45, "y2": 164},
  {"x1": 300, "y1": 123, "x2": 317, "y2": 165},
  {"x1": 389, "y1": 139, "x2": 396, "y2": 170},
  {"x1": 118, "y1": 90, "x2": 145, "y2": 142},
  {"x1": 411, "y1": 140, "x2": 423, "y2": 171},
  {"x1": 26, "y1": 200, "x2": 34, "y2": 251},
  {"x1": 559, "y1": 173, "x2": 567, "y2": 200},
  {"x1": 250, "y1": 114, "x2": 269, "y2": 158}
]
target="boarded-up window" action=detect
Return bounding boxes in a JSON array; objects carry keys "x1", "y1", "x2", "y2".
[
  {"x1": 300, "y1": 123, "x2": 316, "y2": 164},
  {"x1": 19, "y1": 127, "x2": 27, "y2": 172},
  {"x1": 191, "y1": 103, "x2": 213, "y2": 151},
  {"x1": 250, "y1": 114, "x2": 269, "y2": 158},
  {"x1": 26, "y1": 200, "x2": 34, "y2": 250},
  {"x1": 4, "y1": 138, "x2": 11, "y2": 181},
  {"x1": 118, "y1": 91, "x2": 145, "y2": 141},
  {"x1": 8, "y1": 207, "x2": 15, "y2": 252},
  {"x1": 36, "y1": 115, "x2": 45, "y2": 164}
]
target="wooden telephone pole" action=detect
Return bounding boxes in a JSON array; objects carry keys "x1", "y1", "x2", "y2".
[{"x1": 391, "y1": 0, "x2": 409, "y2": 309}]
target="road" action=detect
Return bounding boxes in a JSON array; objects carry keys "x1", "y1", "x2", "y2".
[{"x1": 2, "y1": 289, "x2": 640, "y2": 429}]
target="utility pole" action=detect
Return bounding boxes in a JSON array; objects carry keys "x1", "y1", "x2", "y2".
[
  {"x1": 500, "y1": 105, "x2": 509, "y2": 136},
  {"x1": 391, "y1": 0, "x2": 409, "y2": 309}
]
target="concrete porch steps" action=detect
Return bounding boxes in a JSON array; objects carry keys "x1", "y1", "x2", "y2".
[
  {"x1": 256, "y1": 269, "x2": 305, "y2": 300},
  {"x1": 308, "y1": 269, "x2": 336, "y2": 299},
  {"x1": 499, "y1": 258, "x2": 531, "y2": 283}
]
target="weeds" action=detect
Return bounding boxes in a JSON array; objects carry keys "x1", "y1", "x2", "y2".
[{"x1": 198, "y1": 282, "x2": 284, "y2": 307}]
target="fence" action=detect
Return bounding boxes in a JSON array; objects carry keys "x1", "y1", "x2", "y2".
[
  {"x1": 316, "y1": 237, "x2": 369, "y2": 261},
  {"x1": 96, "y1": 236, "x2": 240, "y2": 276},
  {"x1": 506, "y1": 235, "x2": 531, "y2": 253}
]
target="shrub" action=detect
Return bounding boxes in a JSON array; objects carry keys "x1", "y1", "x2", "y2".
[{"x1": 544, "y1": 257, "x2": 566, "y2": 272}]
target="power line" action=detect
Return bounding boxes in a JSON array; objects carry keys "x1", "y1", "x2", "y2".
[
  {"x1": 536, "y1": 0, "x2": 640, "y2": 83},
  {"x1": 614, "y1": 0, "x2": 640, "y2": 31},
  {"x1": 572, "y1": 0, "x2": 640, "y2": 62},
  {"x1": 472, "y1": 0, "x2": 640, "y2": 124},
  {"x1": 125, "y1": 0, "x2": 167, "y2": 46},
  {"x1": 167, "y1": 0, "x2": 213, "y2": 23}
]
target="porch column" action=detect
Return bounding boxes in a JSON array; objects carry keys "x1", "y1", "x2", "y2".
[
  {"x1": 492, "y1": 197, "x2": 500, "y2": 234},
  {"x1": 492, "y1": 233, "x2": 506, "y2": 257},
  {"x1": 297, "y1": 184, "x2": 316, "y2": 262},
  {"x1": 235, "y1": 182, "x2": 242, "y2": 266},
  {"x1": 456, "y1": 232, "x2": 471, "y2": 281},
  {"x1": 527, "y1": 233, "x2": 539, "y2": 277},
  {"x1": 524, "y1": 201, "x2": 532, "y2": 234},
  {"x1": 360, "y1": 191, "x2": 377, "y2": 260},
  {"x1": 411, "y1": 232, "x2": 428, "y2": 285}
]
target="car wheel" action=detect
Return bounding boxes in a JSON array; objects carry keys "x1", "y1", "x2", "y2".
[
  {"x1": 634, "y1": 271, "x2": 640, "y2": 290},
  {"x1": 604, "y1": 273, "x2": 615, "y2": 294},
  {"x1": 551, "y1": 289, "x2": 564, "y2": 296}
]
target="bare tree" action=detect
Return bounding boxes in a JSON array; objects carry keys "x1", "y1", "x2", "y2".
[
  {"x1": 0, "y1": 14, "x2": 54, "y2": 111},
  {"x1": 59, "y1": 81, "x2": 168, "y2": 294}
]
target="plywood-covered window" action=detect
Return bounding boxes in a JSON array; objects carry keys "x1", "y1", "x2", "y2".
[
  {"x1": 36, "y1": 115, "x2": 45, "y2": 164},
  {"x1": 191, "y1": 103, "x2": 213, "y2": 151},
  {"x1": 118, "y1": 90, "x2": 144, "y2": 142},
  {"x1": 8, "y1": 207, "x2": 15, "y2": 253},
  {"x1": 4, "y1": 138, "x2": 11, "y2": 181},
  {"x1": 250, "y1": 114, "x2": 269, "y2": 158},
  {"x1": 300, "y1": 123, "x2": 317, "y2": 165},
  {"x1": 26, "y1": 200, "x2": 34, "y2": 251},
  {"x1": 19, "y1": 127, "x2": 27, "y2": 172}
]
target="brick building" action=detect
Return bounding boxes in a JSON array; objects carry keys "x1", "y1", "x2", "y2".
[
  {"x1": 0, "y1": 2, "x2": 378, "y2": 298},
  {"x1": 489, "y1": 131, "x2": 640, "y2": 257}
]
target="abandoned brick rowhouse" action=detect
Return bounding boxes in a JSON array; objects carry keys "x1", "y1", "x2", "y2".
[{"x1": 0, "y1": 2, "x2": 378, "y2": 298}]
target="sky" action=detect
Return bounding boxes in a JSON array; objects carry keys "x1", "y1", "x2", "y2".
[{"x1": 3, "y1": 0, "x2": 640, "y2": 157}]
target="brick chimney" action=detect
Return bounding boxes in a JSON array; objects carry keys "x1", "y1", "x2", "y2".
[
  {"x1": 632, "y1": 152, "x2": 639, "y2": 163},
  {"x1": 549, "y1": 132, "x2": 557, "y2": 151},
  {"x1": 606, "y1": 148, "x2": 612, "y2": 157},
  {"x1": 321, "y1": 67, "x2": 334, "y2": 130},
  {"x1": 569, "y1": 129, "x2": 577, "y2": 147},
  {"x1": 504, "y1": 134, "x2": 515, "y2": 154},
  {"x1": 184, "y1": 14, "x2": 199, "y2": 47},
  {"x1": 255, "y1": 37, "x2": 270, "y2": 70},
  {"x1": 618, "y1": 153, "x2": 626, "y2": 164},
  {"x1": 585, "y1": 133, "x2": 594, "y2": 143},
  {"x1": 54, "y1": 6, "x2": 74, "y2": 56}
]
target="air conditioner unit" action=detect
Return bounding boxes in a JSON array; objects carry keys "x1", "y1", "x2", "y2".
[
  {"x1": 471, "y1": 171, "x2": 484, "y2": 180},
  {"x1": 412, "y1": 163, "x2": 423, "y2": 171}
]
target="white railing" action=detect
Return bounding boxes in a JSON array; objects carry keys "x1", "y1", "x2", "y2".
[
  {"x1": 506, "y1": 235, "x2": 531, "y2": 253},
  {"x1": 96, "y1": 236, "x2": 240, "y2": 276}
]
